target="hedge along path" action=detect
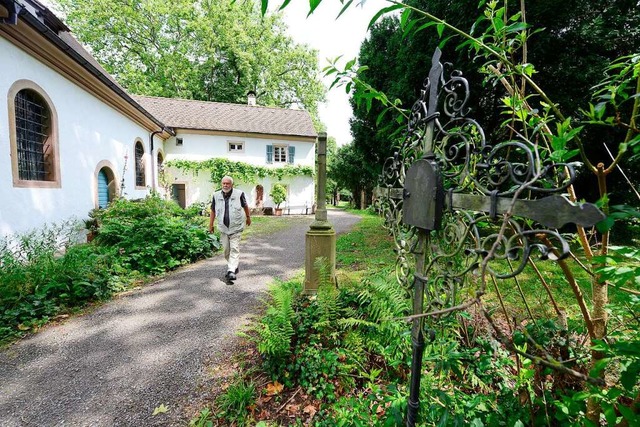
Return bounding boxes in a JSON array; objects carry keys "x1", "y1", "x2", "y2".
[{"x1": 0, "y1": 209, "x2": 361, "y2": 427}]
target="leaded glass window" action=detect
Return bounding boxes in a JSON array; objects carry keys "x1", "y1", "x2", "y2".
[
  {"x1": 15, "y1": 90, "x2": 51, "y2": 181},
  {"x1": 135, "y1": 141, "x2": 145, "y2": 187}
]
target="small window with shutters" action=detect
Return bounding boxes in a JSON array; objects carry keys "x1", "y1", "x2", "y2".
[{"x1": 273, "y1": 145, "x2": 287, "y2": 163}]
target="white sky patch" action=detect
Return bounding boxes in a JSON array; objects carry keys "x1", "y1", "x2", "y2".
[{"x1": 280, "y1": 0, "x2": 390, "y2": 146}]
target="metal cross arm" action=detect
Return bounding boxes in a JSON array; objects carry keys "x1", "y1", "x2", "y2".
[
  {"x1": 446, "y1": 193, "x2": 605, "y2": 229},
  {"x1": 402, "y1": 157, "x2": 605, "y2": 231}
]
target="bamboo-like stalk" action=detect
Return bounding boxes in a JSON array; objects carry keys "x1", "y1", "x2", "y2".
[
  {"x1": 508, "y1": 259, "x2": 535, "y2": 321},
  {"x1": 527, "y1": 258, "x2": 563, "y2": 319},
  {"x1": 490, "y1": 274, "x2": 513, "y2": 333},
  {"x1": 538, "y1": 235, "x2": 595, "y2": 340}
]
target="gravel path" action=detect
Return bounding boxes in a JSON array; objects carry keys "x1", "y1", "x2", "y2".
[{"x1": 0, "y1": 209, "x2": 361, "y2": 427}]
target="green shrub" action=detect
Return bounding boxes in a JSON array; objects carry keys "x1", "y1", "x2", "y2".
[
  {"x1": 93, "y1": 195, "x2": 219, "y2": 274},
  {"x1": 0, "y1": 195, "x2": 219, "y2": 345},
  {"x1": 250, "y1": 269, "x2": 413, "y2": 407},
  {"x1": 0, "y1": 222, "x2": 132, "y2": 344},
  {"x1": 183, "y1": 201, "x2": 209, "y2": 218},
  {"x1": 269, "y1": 183, "x2": 287, "y2": 209}
]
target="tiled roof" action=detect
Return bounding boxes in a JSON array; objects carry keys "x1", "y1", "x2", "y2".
[{"x1": 132, "y1": 95, "x2": 317, "y2": 138}]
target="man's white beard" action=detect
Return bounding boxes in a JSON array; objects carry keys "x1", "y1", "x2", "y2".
[{"x1": 222, "y1": 188, "x2": 231, "y2": 194}]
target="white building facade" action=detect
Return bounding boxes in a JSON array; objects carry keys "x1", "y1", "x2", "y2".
[
  {"x1": 0, "y1": 2, "x2": 170, "y2": 236},
  {"x1": 135, "y1": 95, "x2": 317, "y2": 213},
  {"x1": 0, "y1": 0, "x2": 317, "y2": 237}
]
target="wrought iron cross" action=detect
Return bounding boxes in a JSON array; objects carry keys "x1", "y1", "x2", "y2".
[{"x1": 374, "y1": 49, "x2": 604, "y2": 426}]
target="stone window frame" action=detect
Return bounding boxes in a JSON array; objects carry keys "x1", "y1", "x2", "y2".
[{"x1": 8, "y1": 79, "x2": 61, "y2": 188}]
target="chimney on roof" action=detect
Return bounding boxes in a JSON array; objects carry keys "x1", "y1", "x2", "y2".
[{"x1": 247, "y1": 91, "x2": 256, "y2": 106}]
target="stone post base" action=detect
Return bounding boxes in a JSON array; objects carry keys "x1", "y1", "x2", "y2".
[{"x1": 304, "y1": 222, "x2": 336, "y2": 294}]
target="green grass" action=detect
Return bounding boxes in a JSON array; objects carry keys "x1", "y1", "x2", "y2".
[
  {"x1": 242, "y1": 215, "x2": 311, "y2": 239},
  {"x1": 481, "y1": 250, "x2": 632, "y2": 327},
  {"x1": 328, "y1": 208, "x2": 631, "y2": 333},
  {"x1": 335, "y1": 209, "x2": 395, "y2": 273}
]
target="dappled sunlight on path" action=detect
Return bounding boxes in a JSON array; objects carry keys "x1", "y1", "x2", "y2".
[{"x1": 0, "y1": 209, "x2": 361, "y2": 426}]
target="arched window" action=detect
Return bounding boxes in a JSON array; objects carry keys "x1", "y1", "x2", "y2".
[
  {"x1": 157, "y1": 152, "x2": 164, "y2": 171},
  {"x1": 8, "y1": 80, "x2": 60, "y2": 188},
  {"x1": 135, "y1": 140, "x2": 145, "y2": 187}
]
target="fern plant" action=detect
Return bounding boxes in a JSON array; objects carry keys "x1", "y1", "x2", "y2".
[
  {"x1": 355, "y1": 275, "x2": 412, "y2": 365},
  {"x1": 314, "y1": 257, "x2": 340, "y2": 332},
  {"x1": 251, "y1": 281, "x2": 296, "y2": 359}
]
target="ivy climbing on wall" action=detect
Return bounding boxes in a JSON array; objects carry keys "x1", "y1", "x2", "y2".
[{"x1": 165, "y1": 158, "x2": 314, "y2": 185}]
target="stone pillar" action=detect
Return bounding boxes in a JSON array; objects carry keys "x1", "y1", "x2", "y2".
[{"x1": 304, "y1": 132, "x2": 336, "y2": 294}]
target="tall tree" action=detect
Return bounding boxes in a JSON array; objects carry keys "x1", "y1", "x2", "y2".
[
  {"x1": 56, "y1": 0, "x2": 326, "y2": 123},
  {"x1": 329, "y1": 143, "x2": 379, "y2": 207},
  {"x1": 347, "y1": 0, "x2": 639, "y2": 206}
]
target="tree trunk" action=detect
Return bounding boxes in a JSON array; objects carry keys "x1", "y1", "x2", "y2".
[{"x1": 587, "y1": 164, "x2": 610, "y2": 423}]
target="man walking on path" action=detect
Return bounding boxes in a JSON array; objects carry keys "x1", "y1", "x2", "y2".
[{"x1": 209, "y1": 176, "x2": 251, "y2": 281}]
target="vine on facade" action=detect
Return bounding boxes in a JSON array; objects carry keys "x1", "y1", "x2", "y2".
[{"x1": 166, "y1": 158, "x2": 314, "y2": 185}]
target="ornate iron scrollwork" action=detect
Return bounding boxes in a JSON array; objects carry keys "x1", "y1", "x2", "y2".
[
  {"x1": 374, "y1": 48, "x2": 604, "y2": 427},
  {"x1": 376, "y1": 48, "x2": 603, "y2": 300}
]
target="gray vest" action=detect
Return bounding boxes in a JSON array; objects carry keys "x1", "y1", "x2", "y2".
[{"x1": 213, "y1": 190, "x2": 245, "y2": 235}]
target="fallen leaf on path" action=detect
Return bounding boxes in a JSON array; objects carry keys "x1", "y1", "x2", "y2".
[{"x1": 152, "y1": 404, "x2": 169, "y2": 415}]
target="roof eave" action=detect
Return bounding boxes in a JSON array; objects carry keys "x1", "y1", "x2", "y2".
[
  {"x1": 0, "y1": 0, "x2": 169, "y2": 133},
  {"x1": 171, "y1": 127, "x2": 318, "y2": 141}
]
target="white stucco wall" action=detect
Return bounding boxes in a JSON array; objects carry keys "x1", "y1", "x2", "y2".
[
  {"x1": 0, "y1": 38, "x2": 154, "y2": 237},
  {"x1": 163, "y1": 133, "x2": 315, "y2": 167},
  {"x1": 163, "y1": 133, "x2": 316, "y2": 210}
]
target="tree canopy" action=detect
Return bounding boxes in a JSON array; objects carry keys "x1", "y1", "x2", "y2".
[
  {"x1": 56, "y1": 0, "x2": 326, "y2": 126},
  {"x1": 341, "y1": 0, "x2": 640, "y2": 207}
]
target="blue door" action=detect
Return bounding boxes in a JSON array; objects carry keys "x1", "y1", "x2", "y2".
[{"x1": 98, "y1": 169, "x2": 109, "y2": 208}]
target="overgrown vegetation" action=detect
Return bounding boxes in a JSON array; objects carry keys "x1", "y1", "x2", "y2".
[
  {"x1": 320, "y1": 0, "x2": 639, "y2": 424},
  {"x1": 195, "y1": 209, "x2": 412, "y2": 426},
  {"x1": 194, "y1": 208, "x2": 639, "y2": 426},
  {"x1": 92, "y1": 195, "x2": 218, "y2": 275},
  {"x1": 0, "y1": 195, "x2": 218, "y2": 345},
  {"x1": 199, "y1": 0, "x2": 640, "y2": 423}
]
